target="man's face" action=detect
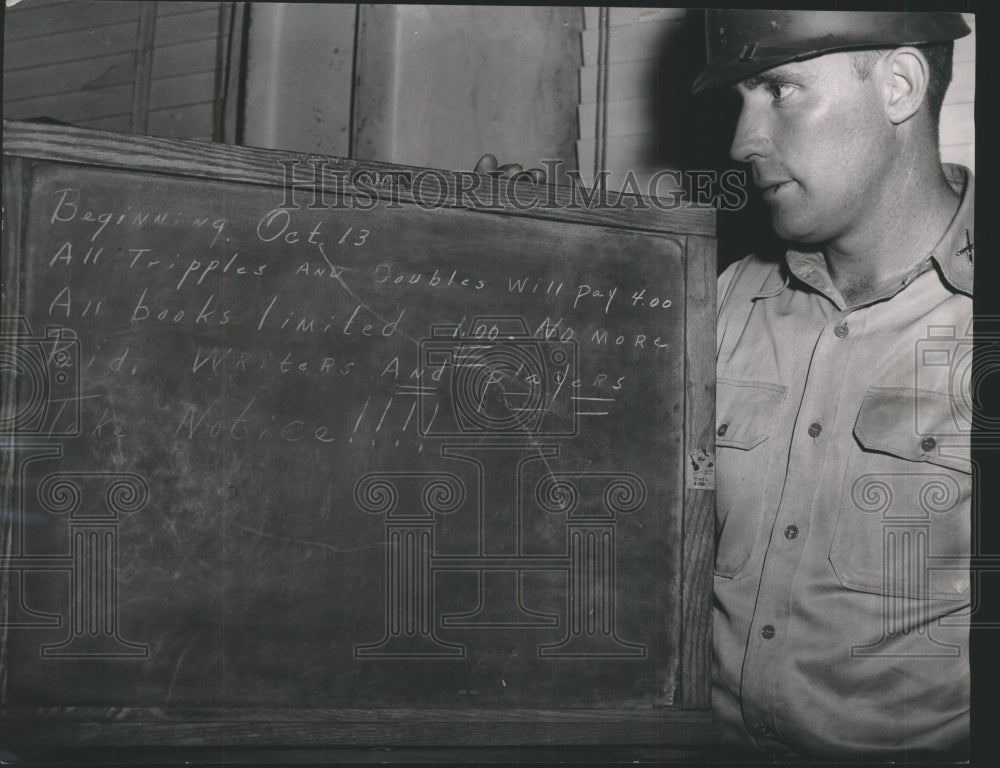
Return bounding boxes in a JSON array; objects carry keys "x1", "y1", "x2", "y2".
[{"x1": 730, "y1": 51, "x2": 893, "y2": 244}]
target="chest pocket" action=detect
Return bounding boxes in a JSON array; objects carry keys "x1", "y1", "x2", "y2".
[
  {"x1": 715, "y1": 378, "x2": 787, "y2": 578},
  {"x1": 830, "y1": 387, "x2": 971, "y2": 600}
]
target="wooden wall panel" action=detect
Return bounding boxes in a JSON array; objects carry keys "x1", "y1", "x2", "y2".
[
  {"x1": 3, "y1": 51, "x2": 136, "y2": 104},
  {"x1": 3, "y1": 19, "x2": 141, "y2": 72},
  {"x1": 147, "y1": 3, "x2": 222, "y2": 139},
  {"x1": 2, "y1": 0, "x2": 141, "y2": 40},
  {"x1": 75, "y1": 113, "x2": 133, "y2": 132},
  {"x1": 149, "y1": 72, "x2": 217, "y2": 111},
  {"x1": 148, "y1": 102, "x2": 214, "y2": 138},
  {"x1": 153, "y1": 6, "x2": 219, "y2": 46},
  {"x1": 151, "y1": 39, "x2": 218, "y2": 79},
  {"x1": 3, "y1": 83, "x2": 134, "y2": 122},
  {"x1": 3, "y1": 0, "x2": 225, "y2": 141},
  {"x1": 575, "y1": 9, "x2": 688, "y2": 188},
  {"x1": 157, "y1": 1, "x2": 216, "y2": 17}
]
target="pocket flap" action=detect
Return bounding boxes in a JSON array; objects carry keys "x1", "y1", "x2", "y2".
[
  {"x1": 854, "y1": 387, "x2": 970, "y2": 474},
  {"x1": 716, "y1": 378, "x2": 787, "y2": 450}
]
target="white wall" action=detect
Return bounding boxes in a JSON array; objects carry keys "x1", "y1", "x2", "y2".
[
  {"x1": 941, "y1": 14, "x2": 976, "y2": 171},
  {"x1": 351, "y1": 5, "x2": 583, "y2": 177},
  {"x1": 237, "y1": 4, "x2": 583, "y2": 175},
  {"x1": 241, "y1": 3, "x2": 357, "y2": 155}
]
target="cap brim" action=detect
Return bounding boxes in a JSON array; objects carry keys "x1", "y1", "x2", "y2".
[
  {"x1": 692, "y1": 25, "x2": 970, "y2": 95},
  {"x1": 692, "y1": 54, "x2": 800, "y2": 94}
]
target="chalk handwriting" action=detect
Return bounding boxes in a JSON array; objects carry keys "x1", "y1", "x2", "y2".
[
  {"x1": 124, "y1": 249, "x2": 268, "y2": 289},
  {"x1": 256, "y1": 297, "x2": 404, "y2": 338},
  {"x1": 190, "y1": 347, "x2": 357, "y2": 377},
  {"x1": 534, "y1": 316, "x2": 669, "y2": 350},
  {"x1": 130, "y1": 289, "x2": 232, "y2": 325},
  {"x1": 630, "y1": 289, "x2": 673, "y2": 309},
  {"x1": 49, "y1": 188, "x2": 228, "y2": 246},
  {"x1": 255, "y1": 208, "x2": 369, "y2": 249},
  {"x1": 373, "y1": 264, "x2": 487, "y2": 291},
  {"x1": 49, "y1": 241, "x2": 103, "y2": 267}
]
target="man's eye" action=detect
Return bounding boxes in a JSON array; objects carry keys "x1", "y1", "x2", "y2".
[{"x1": 767, "y1": 83, "x2": 794, "y2": 101}]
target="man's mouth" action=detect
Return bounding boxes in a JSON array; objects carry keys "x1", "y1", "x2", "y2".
[{"x1": 759, "y1": 179, "x2": 794, "y2": 200}]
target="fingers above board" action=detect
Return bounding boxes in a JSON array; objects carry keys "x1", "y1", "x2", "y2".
[{"x1": 474, "y1": 154, "x2": 546, "y2": 184}]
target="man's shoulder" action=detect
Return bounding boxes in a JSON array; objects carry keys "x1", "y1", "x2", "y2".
[
  {"x1": 716, "y1": 254, "x2": 785, "y2": 358},
  {"x1": 717, "y1": 253, "x2": 782, "y2": 312},
  {"x1": 718, "y1": 252, "x2": 772, "y2": 281}
]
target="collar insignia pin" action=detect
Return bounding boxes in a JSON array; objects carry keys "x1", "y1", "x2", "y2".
[{"x1": 957, "y1": 229, "x2": 974, "y2": 264}]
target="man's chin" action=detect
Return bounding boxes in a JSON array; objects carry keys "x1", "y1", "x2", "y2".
[{"x1": 769, "y1": 212, "x2": 821, "y2": 245}]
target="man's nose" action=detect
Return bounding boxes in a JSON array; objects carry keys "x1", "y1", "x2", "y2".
[{"x1": 729, "y1": 101, "x2": 772, "y2": 163}]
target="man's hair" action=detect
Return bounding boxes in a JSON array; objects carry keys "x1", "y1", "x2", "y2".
[{"x1": 850, "y1": 42, "x2": 954, "y2": 134}]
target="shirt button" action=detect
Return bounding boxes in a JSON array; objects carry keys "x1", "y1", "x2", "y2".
[
  {"x1": 760, "y1": 624, "x2": 775, "y2": 639},
  {"x1": 834, "y1": 322, "x2": 849, "y2": 338},
  {"x1": 921, "y1": 436, "x2": 937, "y2": 452},
  {"x1": 807, "y1": 422, "x2": 822, "y2": 438},
  {"x1": 784, "y1": 524, "x2": 799, "y2": 540},
  {"x1": 754, "y1": 722, "x2": 770, "y2": 736},
  {"x1": 717, "y1": 423, "x2": 728, "y2": 437}
]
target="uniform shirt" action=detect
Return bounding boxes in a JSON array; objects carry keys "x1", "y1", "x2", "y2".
[{"x1": 713, "y1": 165, "x2": 973, "y2": 760}]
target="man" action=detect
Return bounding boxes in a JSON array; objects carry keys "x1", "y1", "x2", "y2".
[{"x1": 694, "y1": 10, "x2": 973, "y2": 760}]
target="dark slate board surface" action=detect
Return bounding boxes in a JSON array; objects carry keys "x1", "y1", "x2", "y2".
[{"x1": 0, "y1": 121, "x2": 717, "y2": 747}]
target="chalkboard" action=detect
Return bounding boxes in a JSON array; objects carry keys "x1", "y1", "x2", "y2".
[{"x1": 0, "y1": 120, "x2": 717, "y2": 749}]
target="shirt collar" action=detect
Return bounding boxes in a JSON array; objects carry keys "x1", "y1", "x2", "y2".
[
  {"x1": 755, "y1": 164, "x2": 974, "y2": 302},
  {"x1": 932, "y1": 164, "x2": 974, "y2": 297},
  {"x1": 751, "y1": 259, "x2": 790, "y2": 299}
]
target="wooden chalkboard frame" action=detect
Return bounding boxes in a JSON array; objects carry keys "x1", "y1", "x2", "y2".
[{"x1": 0, "y1": 119, "x2": 717, "y2": 749}]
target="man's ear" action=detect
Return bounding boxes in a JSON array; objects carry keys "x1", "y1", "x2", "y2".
[{"x1": 883, "y1": 47, "x2": 930, "y2": 125}]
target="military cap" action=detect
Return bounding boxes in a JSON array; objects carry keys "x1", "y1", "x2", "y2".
[{"x1": 693, "y1": 10, "x2": 970, "y2": 93}]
